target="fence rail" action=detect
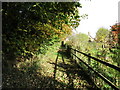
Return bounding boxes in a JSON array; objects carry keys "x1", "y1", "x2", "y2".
[
  {"x1": 65, "y1": 45, "x2": 120, "y2": 90},
  {"x1": 70, "y1": 48, "x2": 120, "y2": 72},
  {"x1": 71, "y1": 52, "x2": 119, "y2": 90}
]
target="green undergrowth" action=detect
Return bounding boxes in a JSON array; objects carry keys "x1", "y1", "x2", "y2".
[
  {"x1": 3, "y1": 42, "x2": 97, "y2": 89},
  {"x1": 3, "y1": 42, "x2": 60, "y2": 88}
]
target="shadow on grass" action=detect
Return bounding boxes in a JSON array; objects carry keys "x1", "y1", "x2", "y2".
[
  {"x1": 50, "y1": 50, "x2": 100, "y2": 89},
  {"x1": 2, "y1": 60, "x2": 67, "y2": 89}
]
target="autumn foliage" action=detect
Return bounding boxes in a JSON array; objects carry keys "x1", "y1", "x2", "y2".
[
  {"x1": 2, "y1": 2, "x2": 81, "y2": 67},
  {"x1": 111, "y1": 23, "x2": 120, "y2": 45}
]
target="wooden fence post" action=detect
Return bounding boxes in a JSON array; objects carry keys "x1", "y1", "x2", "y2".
[
  {"x1": 88, "y1": 53, "x2": 91, "y2": 65},
  {"x1": 88, "y1": 53, "x2": 91, "y2": 74},
  {"x1": 61, "y1": 41, "x2": 64, "y2": 47},
  {"x1": 66, "y1": 45, "x2": 72, "y2": 59},
  {"x1": 74, "y1": 50, "x2": 76, "y2": 61}
]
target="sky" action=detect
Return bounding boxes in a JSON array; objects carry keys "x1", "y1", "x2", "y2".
[{"x1": 74, "y1": 0, "x2": 120, "y2": 38}]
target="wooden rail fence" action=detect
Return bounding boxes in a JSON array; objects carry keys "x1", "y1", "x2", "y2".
[{"x1": 64, "y1": 44, "x2": 120, "y2": 90}]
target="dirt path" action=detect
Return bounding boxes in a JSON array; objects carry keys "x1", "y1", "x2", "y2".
[{"x1": 3, "y1": 43, "x2": 99, "y2": 89}]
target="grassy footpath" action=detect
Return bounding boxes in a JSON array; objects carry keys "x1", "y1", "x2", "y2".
[{"x1": 3, "y1": 42, "x2": 96, "y2": 89}]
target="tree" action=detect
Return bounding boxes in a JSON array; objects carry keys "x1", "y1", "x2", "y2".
[
  {"x1": 66, "y1": 33, "x2": 89, "y2": 51},
  {"x1": 95, "y1": 27, "x2": 109, "y2": 43},
  {"x1": 2, "y1": 2, "x2": 82, "y2": 67},
  {"x1": 110, "y1": 23, "x2": 120, "y2": 46},
  {"x1": 110, "y1": 23, "x2": 120, "y2": 66}
]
